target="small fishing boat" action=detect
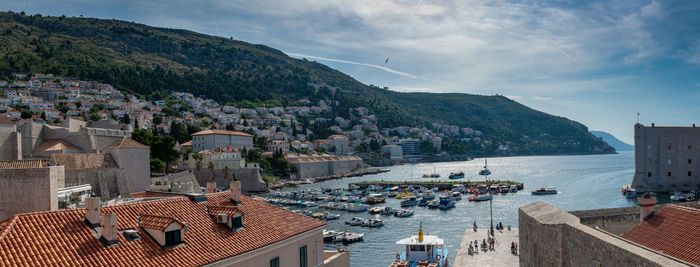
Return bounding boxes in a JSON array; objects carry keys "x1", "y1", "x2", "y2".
[
  {"x1": 362, "y1": 219, "x2": 385, "y2": 228},
  {"x1": 344, "y1": 217, "x2": 364, "y2": 226},
  {"x1": 394, "y1": 209, "x2": 414, "y2": 217},
  {"x1": 347, "y1": 203, "x2": 369, "y2": 212},
  {"x1": 381, "y1": 206, "x2": 397, "y2": 215},
  {"x1": 396, "y1": 192, "x2": 412, "y2": 199},
  {"x1": 401, "y1": 196, "x2": 419, "y2": 207},
  {"x1": 509, "y1": 185, "x2": 518, "y2": 193},
  {"x1": 468, "y1": 193, "x2": 492, "y2": 202},
  {"x1": 670, "y1": 191, "x2": 696, "y2": 202},
  {"x1": 531, "y1": 187, "x2": 558, "y2": 195},
  {"x1": 323, "y1": 230, "x2": 342, "y2": 242},
  {"x1": 369, "y1": 207, "x2": 384, "y2": 214},
  {"x1": 428, "y1": 200, "x2": 440, "y2": 209},
  {"x1": 390, "y1": 223, "x2": 449, "y2": 267},
  {"x1": 418, "y1": 199, "x2": 429, "y2": 206},
  {"x1": 477, "y1": 184, "x2": 488, "y2": 194},
  {"x1": 448, "y1": 171, "x2": 465, "y2": 179},
  {"x1": 450, "y1": 192, "x2": 462, "y2": 201},
  {"x1": 334, "y1": 232, "x2": 365, "y2": 244},
  {"x1": 365, "y1": 194, "x2": 387, "y2": 204},
  {"x1": 499, "y1": 185, "x2": 509, "y2": 193},
  {"x1": 423, "y1": 167, "x2": 441, "y2": 178},
  {"x1": 489, "y1": 184, "x2": 499, "y2": 193},
  {"x1": 438, "y1": 196, "x2": 455, "y2": 210},
  {"x1": 421, "y1": 191, "x2": 436, "y2": 200}
]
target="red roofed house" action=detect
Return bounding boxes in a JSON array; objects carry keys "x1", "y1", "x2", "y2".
[
  {"x1": 621, "y1": 203, "x2": 700, "y2": 265},
  {"x1": 0, "y1": 182, "x2": 349, "y2": 266},
  {"x1": 191, "y1": 129, "x2": 253, "y2": 152}
]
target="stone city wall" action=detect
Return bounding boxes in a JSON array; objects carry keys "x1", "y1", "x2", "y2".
[
  {"x1": 0, "y1": 166, "x2": 62, "y2": 221},
  {"x1": 519, "y1": 202, "x2": 690, "y2": 267}
]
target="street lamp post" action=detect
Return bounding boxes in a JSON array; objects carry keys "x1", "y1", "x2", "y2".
[{"x1": 489, "y1": 190, "x2": 494, "y2": 236}]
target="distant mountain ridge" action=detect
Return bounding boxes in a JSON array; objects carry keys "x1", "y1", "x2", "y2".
[
  {"x1": 590, "y1": 131, "x2": 633, "y2": 151},
  {"x1": 0, "y1": 12, "x2": 615, "y2": 156}
]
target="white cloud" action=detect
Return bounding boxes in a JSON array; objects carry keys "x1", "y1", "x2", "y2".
[{"x1": 286, "y1": 52, "x2": 420, "y2": 79}]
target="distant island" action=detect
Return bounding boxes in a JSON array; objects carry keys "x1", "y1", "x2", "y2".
[{"x1": 590, "y1": 131, "x2": 633, "y2": 151}]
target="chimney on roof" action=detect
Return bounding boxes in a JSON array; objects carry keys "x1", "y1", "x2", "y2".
[
  {"x1": 230, "y1": 180, "x2": 241, "y2": 205},
  {"x1": 85, "y1": 197, "x2": 101, "y2": 227},
  {"x1": 99, "y1": 213, "x2": 119, "y2": 246},
  {"x1": 651, "y1": 123, "x2": 655, "y2": 128},
  {"x1": 637, "y1": 193, "x2": 657, "y2": 222},
  {"x1": 206, "y1": 181, "x2": 217, "y2": 193}
]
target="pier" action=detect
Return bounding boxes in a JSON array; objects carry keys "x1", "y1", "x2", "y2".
[
  {"x1": 454, "y1": 226, "x2": 520, "y2": 266},
  {"x1": 350, "y1": 180, "x2": 524, "y2": 191}
]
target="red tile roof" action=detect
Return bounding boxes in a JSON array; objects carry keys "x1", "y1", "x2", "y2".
[
  {"x1": 191, "y1": 129, "x2": 253, "y2": 137},
  {"x1": 206, "y1": 205, "x2": 242, "y2": 217},
  {"x1": 138, "y1": 214, "x2": 186, "y2": 231},
  {"x1": 34, "y1": 139, "x2": 82, "y2": 152},
  {"x1": 0, "y1": 193, "x2": 326, "y2": 266},
  {"x1": 0, "y1": 160, "x2": 46, "y2": 169},
  {"x1": 621, "y1": 205, "x2": 700, "y2": 265},
  {"x1": 103, "y1": 137, "x2": 149, "y2": 149}
]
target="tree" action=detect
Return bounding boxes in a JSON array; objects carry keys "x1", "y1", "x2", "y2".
[
  {"x1": 150, "y1": 158, "x2": 165, "y2": 173},
  {"x1": 207, "y1": 161, "x2": 215, "y2": 181},
  {"x1": 121, "y1": 113, "x2": 130, "y2": 124}
]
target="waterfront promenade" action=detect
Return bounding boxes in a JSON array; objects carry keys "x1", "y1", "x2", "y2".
[{"x1": 454, "y1": 226, "x2": 519, "y2": 266}]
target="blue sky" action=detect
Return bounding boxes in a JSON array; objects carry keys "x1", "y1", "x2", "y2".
[{"x1": 5, "y1": 0, "x2": 700, "y2": 143}]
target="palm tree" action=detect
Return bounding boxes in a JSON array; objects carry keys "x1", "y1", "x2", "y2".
[{"x1": 207, "y1": 161, "x2": 215, "y2": 182}]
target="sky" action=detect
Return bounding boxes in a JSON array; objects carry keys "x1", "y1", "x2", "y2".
[{"x1": 5, "y1": 0, "x2": 700, "y2": 143}]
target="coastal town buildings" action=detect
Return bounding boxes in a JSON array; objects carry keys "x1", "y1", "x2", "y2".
[
  {"x1": 187, "y1": 146, "x2": 245, "y2": 170},
  {"x1": 191, "y1": 129, "x2": 254, "y2": 151},
  {"x1": 381, "y1": 144, "x2": 404, "y2": 161},
  {"x1": 628, "y1": 123, "x2": 700, "y2": 193},
  {"x1": 0, "y1": 183, "x2": 350, "y2": 267}
]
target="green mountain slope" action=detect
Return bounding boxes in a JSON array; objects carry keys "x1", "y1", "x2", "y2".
[
  {"x1": 591, "y1": 131, "x2": 633, "y2": 151},
  {"x1": 0, "y1": 12, "x2": 614, "y2": 155}
]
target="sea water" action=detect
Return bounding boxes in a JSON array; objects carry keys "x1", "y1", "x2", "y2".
[{"x1": 280, "y1": 151, "x2": 635, "y2": 266}]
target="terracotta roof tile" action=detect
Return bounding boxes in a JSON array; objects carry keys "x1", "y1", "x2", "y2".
[
  {"x1": 621, "y1": 205, "x2": 700, "y2": 265},
  {"x1": 138, "y1": 214, "x2": 186, "y2": 231},
  {"x1": 206, "y1": 205, "x2": 242, "y2": 217},
  {"x1": 34, "y1": 139, "x2": 82, "y2": 152},
  {"x1": 0, "y1": 193, "x2": 326, "y2": 266},
  {"x1": 103, "y1": 137, "x2": 149, "y2": 149},
  {"x1": 0, "y1": 160, "x2": 45, "y2": 169},
  {"x1": 191, "y1": 129, "x2": 253, "y2": 137}
]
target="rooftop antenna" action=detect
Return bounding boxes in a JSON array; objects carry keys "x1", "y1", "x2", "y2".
[{"x1": 636, "y1": 112, "x2": 640, "y2": 124}]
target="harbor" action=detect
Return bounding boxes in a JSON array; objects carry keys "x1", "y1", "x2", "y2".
[{"x1": 262, "y1": 152, "x2": 638, "y2": 266}]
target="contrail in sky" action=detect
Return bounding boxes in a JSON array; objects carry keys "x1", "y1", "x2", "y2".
[{"x1": 286, "y1": 52, "x2": 419, "y2": 79}]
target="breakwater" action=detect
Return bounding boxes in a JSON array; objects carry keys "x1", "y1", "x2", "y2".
[{"x1": 350, "y1": 180, "x2": 524, "y2": 191}]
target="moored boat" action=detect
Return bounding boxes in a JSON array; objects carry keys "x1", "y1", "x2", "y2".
[
  {"x1": 362, "y1": 218, "x2": 384, "y2": 228},
  {"x1": 468, "y1": 193, "x2": 492, "y2": 202},
  {"x1": 344, "y1": 217, "x2": 364, "y2": 226},
  {"x1": 427, "y1": 200, "x2": 440, "y2": 209},
  {"x1": 347, "y1": 203, "x2": 369, "y2": 212},
  {"x1": 479, "y1": 159, "x2": 491, "y2": 176},
  {"x1": 509, "y1": 185, "x2": 518, "y2": 193},
  {"x1": 394, "y1": 209, "x2": 414, "y2": 217},
  {"x1": 418, "y1": 199, "x2": 429, "y2": 206},
  {"x1": 334, "y1": 232, "x2": 365, "y2": 244},
  {"x1": 400, "y1": 196, "x2": 419, "y2": 207},
  {"x1": 438, "y1": 196, "x2": 455, "y2": 210},
  {"x1": 381, "y1": 206, "x2": 397, "y2": 215},
  {"x1": 390, "y1": 223, "x2": 449, "y2": 267}
]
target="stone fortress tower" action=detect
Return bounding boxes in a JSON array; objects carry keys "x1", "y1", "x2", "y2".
[{"x1": 629, "y1": 123, "x2": 700, "y2": 193}]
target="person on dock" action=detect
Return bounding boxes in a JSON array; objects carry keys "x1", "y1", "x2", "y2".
[{"x1": 473, "y1": 221, "x2": 477, "y2": 232}]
